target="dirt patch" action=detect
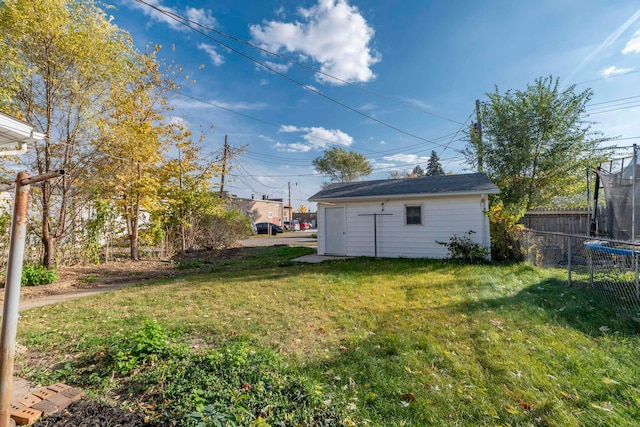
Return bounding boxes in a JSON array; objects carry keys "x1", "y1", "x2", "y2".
[{"x1": 3, "y1": 247, "x2": 251, "y2": 305}]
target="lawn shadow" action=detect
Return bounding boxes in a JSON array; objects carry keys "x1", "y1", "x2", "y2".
[{"x1": 447, "y1": 277, "x2": 640, "y2": 336}]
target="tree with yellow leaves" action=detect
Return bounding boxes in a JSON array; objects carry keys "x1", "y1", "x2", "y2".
[{"x1": 0, "y1": 0, "x2": 137, "y2": 267}]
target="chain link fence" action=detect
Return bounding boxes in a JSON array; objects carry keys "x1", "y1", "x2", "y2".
[{"x1": 522, "y1": 229, "x2": 640, "y2": 321}]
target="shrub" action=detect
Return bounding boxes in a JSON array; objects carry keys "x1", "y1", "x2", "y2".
[
  {"x1": 105, "y1": 320, "x2": 169, "y2": 375},
  {"x1": 487, "y1": 199, "x2": 525, "y2": 262},
  {"x1": 196, "y1": 209, "x2": 253, "y2": 250},
  {"x1": 437, "y1": 231, "x2": 489, "y2": 263},
  {"x1": 21, "y1": 264, "x2": 59, "y2": 286}
]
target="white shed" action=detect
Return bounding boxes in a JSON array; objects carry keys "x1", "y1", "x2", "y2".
[{"x1": 309, "y1": 173, "x2": 499, "y2": 258}]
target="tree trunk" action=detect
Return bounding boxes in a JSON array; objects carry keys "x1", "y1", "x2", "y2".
[
  {"x1": 41, "y1": 181, "x2": 55, "y2": 269},
  {"x1": 129, "y1": 232, "x2": 139, "y2": 261},
  {"x1": 42, "y1": 232, "x2": 56, "y2": 269}
]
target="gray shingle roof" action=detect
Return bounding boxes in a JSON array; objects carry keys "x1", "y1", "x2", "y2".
[{"x1": 309, "y1": 173, "x2": 499, "y2": 201}]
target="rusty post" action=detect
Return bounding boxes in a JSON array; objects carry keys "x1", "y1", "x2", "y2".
[{"x1": 0, "y1": 171, "x2": 31, "y2": 427}]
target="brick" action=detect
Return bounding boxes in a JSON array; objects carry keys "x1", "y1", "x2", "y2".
[
  {"x1": 32, "y1": 387, "x2": 57, "y2": 400},
  {"x1": 60, "y1": 387, "x2": 84, "y2": 402},
  {"x1": 15, "y1": 394, "x2": 41, "y2": 407},
  {"x1": 10, "y1": 401, "x2": 25, "y2": 413},
  {"x1": 46, "y1": 383, "x2": 71, "y2": 393},
  {"x1": 31, "y1": 399, "x2": 58, "y2": 416},
  {"x1": 11, "y1": 407, "x2": 42, "y2": 425},
  {"x1": 46, "y1": 392, "x2": 72, "y2": 411}
]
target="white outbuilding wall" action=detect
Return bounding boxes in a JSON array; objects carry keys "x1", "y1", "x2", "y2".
[{"x1": 317, "y1": 194, "x2": 491, "y2": 258}]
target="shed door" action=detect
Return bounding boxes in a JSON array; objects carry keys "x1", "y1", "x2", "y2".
[{"x1": 325, "y1": 207, "x2": 346, "y2": 255}]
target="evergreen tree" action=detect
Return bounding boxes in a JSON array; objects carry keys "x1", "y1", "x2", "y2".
[
  {"x1": 411, "y1": 164, "x2": 424, "y2": 177},
  {"x1": 426, "y1": 151, "x2": 445, "y2": 176}
]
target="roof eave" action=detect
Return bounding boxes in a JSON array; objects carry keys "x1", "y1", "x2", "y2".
[{"x1": 310, "y1": 188, "x2": 500, "y2": 203}]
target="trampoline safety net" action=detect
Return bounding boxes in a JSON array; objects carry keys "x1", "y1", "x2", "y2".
[{"x1": 597, "y1": 161, "x2": 640, "y2": 242}]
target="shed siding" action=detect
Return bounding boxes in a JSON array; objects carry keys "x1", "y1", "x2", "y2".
[{"x1": 317, "y1": 195, "x2": 489, "y2": 258}]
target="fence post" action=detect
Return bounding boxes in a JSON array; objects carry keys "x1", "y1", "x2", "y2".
[
  {"x1": 635, "y1": 252, "x2": 639, "y2": 300},
  {"x1": 567, "y1": 236, "x2": 572, "y2": 287},
  {"x1": 525, "y1": 231, "x2": 529, "y2": 263}
]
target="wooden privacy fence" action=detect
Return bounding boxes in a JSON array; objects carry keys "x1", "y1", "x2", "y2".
[{"x1": 520, "y1": 208, "x2": 608, "y2": 236}]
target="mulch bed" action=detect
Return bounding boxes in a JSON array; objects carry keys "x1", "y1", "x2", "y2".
[{"x1": 31, "y1": 400, "x2": 165, "y2": 427}]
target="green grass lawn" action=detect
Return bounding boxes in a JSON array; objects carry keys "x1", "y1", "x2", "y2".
[{"x1": 16, "y1": 246, "x2": 640, "y2": 426}]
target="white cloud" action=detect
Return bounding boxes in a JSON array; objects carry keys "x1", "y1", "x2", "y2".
[
  {"x1": 383, "y1": 154, "x2": 430, "y2": 164},
  {"x1": 250, "y1": 0, "x2": 380, "y2": 85},
  {"x1": 279, "y1": 125, "x2": 353, "y2": 148},
  {"x1": 279, "y1": 125, "x2": 300, "y2": 133},
  {"x1": 622, "y1": 30, "x2": 640, "y2": 54},
  {"x1": 403, "y1": 98, "x2": 433, "y2": 110},
  {"x1": 198, "y1": 43, "x2": 225, "y2": 66},
  {"x1": 185, "y1": 7, "x2": 217, "y2": 27},
  {"x1": 259, "y1": 79, "x2": 269, "y2": 86},
  {"x1": 274, "y1": 142, "x2": 313, "y2": 153},
  {"x1": 276, "y1": 124, "x2": 354, "y2": 152},
  {"x1": 263, "y1": 61, "x2": 293, "y2": 73},
  {"x1": 124, "y1": 0, "x2": 216, "y2": 33},
  {"x1": 372, "y1": 162, "x2": 397, "y2": 169},
  {"x1": 566, "y1": 8, "x2": 640, "y2": 81},
  {"x1": 601, "y1": 65, "x2": 634, "y2": 77}
]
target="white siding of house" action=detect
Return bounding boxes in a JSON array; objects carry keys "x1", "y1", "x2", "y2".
[{"x1": 317, "y1": 194, "x2": 490, "y2": 258}]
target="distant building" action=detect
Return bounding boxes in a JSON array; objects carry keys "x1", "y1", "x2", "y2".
[{"x1": 233, "y1": 195, "x2": 284, "y2": 225}]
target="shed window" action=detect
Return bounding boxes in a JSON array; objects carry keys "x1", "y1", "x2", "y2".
[{"x1": 406, "y1": 205, "x2": 422, "y2": 225}]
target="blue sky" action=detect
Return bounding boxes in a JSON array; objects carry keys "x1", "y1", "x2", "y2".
[{"x1": 108, "y1": 0, "x2": 640, "y2": 209}]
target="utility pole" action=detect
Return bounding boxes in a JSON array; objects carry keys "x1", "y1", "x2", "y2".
[
  {"x1": 475, "y1": 99, "x2": 483, "y2": 173},
  {"x1": 220, "y1": 135, "x2": 229, "y2": 195},
  {"x1": 288, "y1": 181, "x2": 291, "y2": 221}
]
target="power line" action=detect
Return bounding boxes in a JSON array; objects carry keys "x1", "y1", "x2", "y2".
[
  {"x1": 133, "y1": 0, "x2": 461, "y2": 149},
  {"x1": 574, "y1": 69, "x2": 640, "y2": 86},
  {"x1": 588, "y1": 94, "x2": 640, "y2": 107},
  {"x1": 587, "y1": 104, "x2": 640, "y2": 115},
  {"x1": 134, "y1": 0, "x2": 463, "y2": 126}
]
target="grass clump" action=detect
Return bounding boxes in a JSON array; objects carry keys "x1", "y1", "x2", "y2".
[{"x1": 21, "y1": 263, "x2": 58, "y2": 286}]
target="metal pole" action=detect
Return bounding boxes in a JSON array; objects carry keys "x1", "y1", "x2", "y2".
[
  {"x1": 567, "y1": 236, "x2": 572, "y2": 287},
  {"x1": 0, "y1": 171, "x2": 30, "y2": 427},
  {"x1": 373, "y1": 214, "x2": 378, "y2": 258},
  {"x1": 632, "y1": 144, "x2": 637, "y2": 243}
]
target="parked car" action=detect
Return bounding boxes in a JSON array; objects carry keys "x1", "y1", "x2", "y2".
[
  {"x1": 255, "y1": 222, "x2": 284, "y2": 235},
  {"x1": 300, "y1": 221, "x2": 312, "y2": 230},
  {"x1": 284, "y1": 221, "x2": 300, "y2": 231}
]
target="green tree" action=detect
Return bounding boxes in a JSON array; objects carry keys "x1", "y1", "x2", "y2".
[
  {"x1": 426, "y1": 151, "x2": 445, "y2": 176},
  {"x1": 0, "y1": 0, "x2": 136, "y2": 267},
  {"x1": 158, "y1": 128, "x2": 225, "y2": 254},
  {"x1": 412, "y1": 164, "x2": 425, "y2": 177},
  {"x1": 466, "y1": 76, "x2": 605, "y2": 211},
  {"x1": 312, "y1": 147, "x2": 372, "y2": 183},
  {"x1": 93, "y1": 49, "x2": 174, "y2": 260}
]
